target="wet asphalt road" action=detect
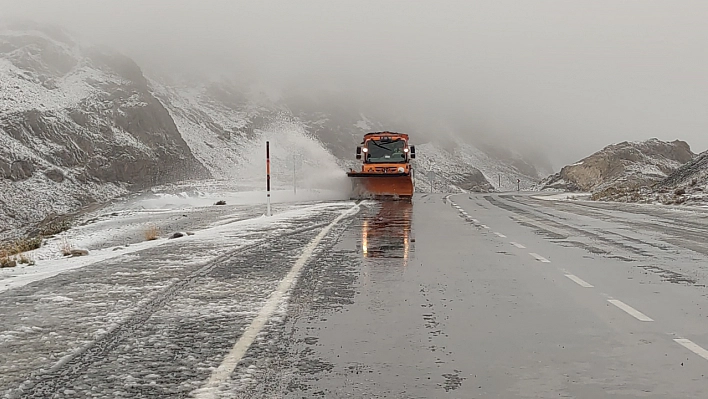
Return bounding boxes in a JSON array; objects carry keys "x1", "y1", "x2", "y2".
[
  {"x1": 239, "y1": 193, "x2": 708, "y2": 398},
  {"x1": 3, "y1": 193, "x2": 708, "y2": 398}
]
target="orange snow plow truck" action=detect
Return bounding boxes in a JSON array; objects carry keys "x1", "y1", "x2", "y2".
[{"x1": 347, "y1": 132, "x2": 416, "y2": 199}]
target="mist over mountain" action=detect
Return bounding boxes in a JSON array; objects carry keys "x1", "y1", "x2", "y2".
[
  {"x1": 3, "y1": 1, "x2": 708, "y2": 237},
  {"x1": 3, "y1": 0, "x2": 707, "y2": 169},
  {"x1": 1, "y1": 22, "x2": 548, "y2": 238}
]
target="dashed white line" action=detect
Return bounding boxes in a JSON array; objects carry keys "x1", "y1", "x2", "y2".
[
  {"x1": 192, "y1": 205, "x2": 360, "y2": 398},
  {"x1": 494, "y1": 232, "x2": 507, "y2": 238},
  {"x1": 529, "y1": 253, "x2": 550, "y2": 263},
  {"x1": 674, "y1": 338, "x2": 708, "y2": 361},
  {"x1": 510, "y1": 242, "x2": 526, "y2": 249},
  {"x1": 607, "y1": 299, "x2": 653, "y2": 322},
  {"x1": 565, "y1": 274, "x2": 594, "y2": 288}
]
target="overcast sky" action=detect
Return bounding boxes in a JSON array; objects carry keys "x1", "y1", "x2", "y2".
[{"x1": 2, "y1": 0, "x2": 708, "y2": 168}]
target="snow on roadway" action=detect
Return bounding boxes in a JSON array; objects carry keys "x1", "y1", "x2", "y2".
[
  {"x1": 531, "y1": 192, "x2": 592, "y2": 201},
  {"x1": 0, "y1": 187, "x2": 353, "y2": 294}
]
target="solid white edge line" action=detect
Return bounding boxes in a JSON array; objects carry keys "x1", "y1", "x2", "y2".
[
  {"x1": 529, "y1": 253, "x2": 550, "y2": 263},
  {"x1": 510, "y1": 242, "x2": 526, "y2": 249},
  {"x1": 192, "y1": 204, "x2": 360, "y2": 399},
  {"x1": 494, "y1": 232, "x2": 507, "y2": 238},
  {"x1": 564, "y1": 274, "x2": 594, "y2": 288},
  {"x1": 674, "y1": 338, "x2": 708, "y2": 361},
  {"x1": 607, "y1": 299, "x2": 653, "y2": 321}
]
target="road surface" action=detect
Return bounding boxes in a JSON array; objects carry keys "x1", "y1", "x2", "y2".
[{"x1": 2, "y1": 193, "x2": 708, "y2": 398}]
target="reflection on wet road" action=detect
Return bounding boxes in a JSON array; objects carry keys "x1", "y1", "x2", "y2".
[
  {"x1": 235, "y1": 193, "x2": 708, "y2": 398},
  {"x1": 361, "y1": 200, "x2": 413, "y2": 261},
  {"x1": 6, "y1": 193, "x2": 708, "y2": 398}
]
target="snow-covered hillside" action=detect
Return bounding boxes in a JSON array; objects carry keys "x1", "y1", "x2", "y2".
[
  {"x1": 0, "y1": 23, "x2": 207, "y2": 238},
  {"x1": 154, "y1": 79, "x2": 545, "y2": 195},
  {"x1": 413, "y1": 140, "x2": 539, "y2": 193},
  {"x1": 0, "y1": 22, "x2": 552, "y2": 240},
  {"x1": 613, "y1": 149, "x2": 708, "y2": 206},
  {"x1": 282, "y1": 91, "x2": 543, "y2": 193},
  {"x1": 152, "y1": 80, "x2": 350, "y2": 192},
  {"x1": 539, "y1": 139, "x2": 694, "y2": 196}
]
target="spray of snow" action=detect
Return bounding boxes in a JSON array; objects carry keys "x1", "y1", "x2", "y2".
[
  {"x1": 153, "y1": 82, "x2": 352, "y2": 201},
  {"x1": 240, "y1": 116, "x2": 351, "y2": 196}
]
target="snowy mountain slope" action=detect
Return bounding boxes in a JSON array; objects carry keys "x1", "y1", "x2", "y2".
[
  {"x1": 413, "y1": 139, "x2": 540, "y2": 193},
  {"x1": 0, "y1": 21, "x2": 554, "y2": 240},
  {"x1": 150, "y1": 80, "x2": 277, "y2": 180},
  {"x1": 658, "y1": 149, "x2": 708, "y2": 190},
  {"x1": 539, "y1": 139, "x2": 694, "y2": 194},
  {"x1": 284, "y1": 91, "x2": 543, "y2": 193},
  {"x1": 154, "y1": 80, "x2": 544, "y2": 195},
  {"x1": 0, "y1": 23, "x2": 207, "y2": 239},
  {"x1": 610, "y1": 149, "x2": 708, "y2": 206},
  {"x1": 152, "y1": 80, "x2": 349, "y2": 192}
]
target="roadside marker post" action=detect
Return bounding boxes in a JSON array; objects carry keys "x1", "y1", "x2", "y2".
[{"x1": 266, "y1": 141, "x2": 272, "y2": 217}]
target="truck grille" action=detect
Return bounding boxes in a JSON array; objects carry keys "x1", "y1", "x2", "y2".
[{"x1": 373, "y1": 167, "x2": 403, "y2": 173}]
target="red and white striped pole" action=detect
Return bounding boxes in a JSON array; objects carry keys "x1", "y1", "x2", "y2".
[{"x1": 266, "y1": 141, "x2": 271, "y2": 216}]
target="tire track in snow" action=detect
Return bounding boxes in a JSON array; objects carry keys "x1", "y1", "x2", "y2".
[{"x1": 12, "y1": 209, "x2": 356, "y2": 399}]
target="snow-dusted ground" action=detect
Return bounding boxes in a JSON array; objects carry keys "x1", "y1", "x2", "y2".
[
  {"x1": 0, "y1": 188, "x2": 357, "y2": 397},
  {"x1": 0, "y1": 183, "x2": 351, "y2": 293},
  {"x1": 531, "y1": 192, "x2": 592, "y2": 201}
]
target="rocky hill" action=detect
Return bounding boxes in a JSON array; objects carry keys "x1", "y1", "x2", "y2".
[
  {"x1": 0, "y1": 22, "x2": 208, "y2": 238},
  {"x1": 155, "y1": 80, "x2": 545, "y2": 194},
  {"x1": 539, "y1": 139, "x2": 694, "y2": 196},
  {"x1": 0, "y1": 22, "x2": 551, "y2": 239},
  {"x1": 630, "y1": 150, "x2": 708, "y2": 205}
]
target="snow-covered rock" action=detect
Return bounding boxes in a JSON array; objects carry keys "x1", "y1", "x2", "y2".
[
  {"x1": 0, "y1": 21, "x2": 553, "y2": 240},
  {"x1": 0, "y1": 22, "x2": 208, "y2": 239},
  {"x1": 539, "y1": 139, "x2": 694, "y2": 195},
  {"x1": 634, "y1": 149, "x2": 708, "y2": 206}
]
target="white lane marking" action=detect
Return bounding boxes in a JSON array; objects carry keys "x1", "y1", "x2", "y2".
[
  {"x1": 607, "y1": 299, "x2": 653, "y2": 322},
  {"x1": 510, "y1": 242, "x2": 526, "y2": 249},
  {"x1": 480, "y1": 224, "x2": 489, "y2": 229},
  {"x1": 674, "y1": 338, "x2": 708, "y2": 361},
  {"x1": 565, "y1": 274, "x2": 594, "y2": 288},
  {"x1": 494, "y1": 232, "x2": 507, "y2": 238},
  {"x1": 192, "y1": 205, "x2": 360, "y2": 398},
  {"x1": 529, "y1": 253, "x2": 550, "y2": 263}
]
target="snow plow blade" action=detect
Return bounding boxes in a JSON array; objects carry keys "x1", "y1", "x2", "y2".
[{"x1": 347, "y1": 172, "x2": 414, "y2": 200}]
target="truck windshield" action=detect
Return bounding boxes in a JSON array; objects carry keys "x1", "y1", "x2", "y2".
[{"x1": 366, "y1": 139, "x2": 406, "y2": 163}]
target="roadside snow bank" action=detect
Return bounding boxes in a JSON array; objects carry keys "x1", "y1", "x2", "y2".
[
  {"x1": 531, "y1": 192, "x2": 592, "y2": 201},
  {"x1": 0, "y1": 200, "x2": 353, "y2": 293}
]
